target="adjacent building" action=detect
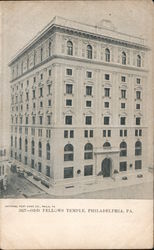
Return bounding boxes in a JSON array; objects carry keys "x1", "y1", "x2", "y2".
[{"x1": 9, "y1": 16, "x2": 153, "y2": 189}]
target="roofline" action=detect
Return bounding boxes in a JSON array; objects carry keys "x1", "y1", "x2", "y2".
[{"x1": 8, "y1": 16, "x2": 149, "y2": 66}]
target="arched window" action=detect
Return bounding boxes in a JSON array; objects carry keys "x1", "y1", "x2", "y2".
[
  {"x1": 137, "y1": 55, "x2": 141, "y2": 67},
  {"x1": 122, "y1": 51, "x2": 126, "y2": 65},
  {"x1": 120, "y1": 142, "x2": 127, "y2": 157},
  {"x1": 64, "y1": 144, "x2": 74, "y2": 161},
  {"x1": 105, "y1": 48, "x2": 110, "y2": 62},
  {"x1": 41, "y1": 48, "x2": 43, "y2": 62},
  {"x1": 49, "y1": 41, "x2": 51, "y2": 57},
  {"x1": 87, "y1": 45, "x2": 92, "y2": 59},
  {"x1": 31, "y1": 140, "x2": 35, "y2": 155},
  {"x1": 67, "y1": 41, "x2": 73, "y2": 56},
  {"x1": 103, "y1": 142, "x2": 111, "y2": 148},
  {"x1": 38, "y1": 141, "x2": 42, "y2": 157},
  {"x1": 25, "y1": 138, "x2": 28, "y2": 153},
  {"x1": 84, "y1": 143, "x2": 93, "y2": 160},
  {"x1": 135, "y1": 141, "x2": 142, "y2": 155},
  {"x1": 19, "y1": 137, "x2": 22, "y2": 150},
  {"x1": 46, "y1": 143, "x2": 50, "y2": 160}
]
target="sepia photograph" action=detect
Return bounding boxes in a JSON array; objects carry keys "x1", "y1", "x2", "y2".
[
  {"x1": 0, "y1": 0, "x2": 153, "y2": 200},
  {"x1": 0, "y1": 1, "x2": 153, "y2": 248}
]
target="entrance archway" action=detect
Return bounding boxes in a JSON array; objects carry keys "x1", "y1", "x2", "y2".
[{"x1": 101, "y1": 158, "x2": 112, "y2": 177}]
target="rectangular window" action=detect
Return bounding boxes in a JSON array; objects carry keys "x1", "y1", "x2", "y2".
[
  {"x1": 136, "y1": 78, "x2": 141, "y2": 84},
  {"x1": 38, "y1": 162, "x2": 42, "y2": 172},
  {"x1": 48, "y1": 99, "x2": 51, "y2": 106},
  {"x1": 120, "y1": 162, "x2": 127, "y2": 171},
  {"x1": 90, "y1": 130, "x2": 93, "y2": 138},
  {"x1": 86, "y1": 71, "x2": 92, "y2": 78},
  {"x1": 32, "y1": 90, "x2": 35, "y2": 99},
  {"x1": 66, "y1": 84, "x2": 73, "y2": 94},
  {"x1": 124, "y1": 130, "x2": 127, "y2": 137},
  {"x1": 40, "y1": 88, "x2": 43, "y2": 97},
  {"x1": 46, "y1": 166, "x2": 50, "y2": 177},
  {"x1": 136, "y1": 117, "x2": 141, "y2": 125},
  {"x1": 26, "y1": 117, "x2": 28, "y2": 125},
  {"x1": 38, "y1": 129, "x2": 42, "y2": 137},
  {"x1": 104, "y1": 116, "x2": 110, "y2": 125},
  {"x1": 121, "y1": 90, "x2": 126, "y2": 99},
  {"x1": 86, "y1": 100, "x2": 92, "y2": 107},
  {"x1": 84, "y1": 130, "x2": 88, "y2": 138},
  {"x1": 121, "y1": 76, "x2": 126, "y2": 82},
  {"x1": 33, "y1": 103, "x2": 36, "y2": 109},
  {"x1": 84, "y1": 165, "x2": 93, "y2": 176},
  {"x1": 120, "y1": 117, "x2": 126, "y2": 125},
  {"x1": 64, "y1": 130, "x2": 68, "y2": 138},
  {"x1": 49, "y1": 69, "x2": 51, "y2": 76},
  {"x1": 47, "y1": 116, "x2": 51, "y2": 125},
  {"x1": 66, "y1": 68, "x2": 72, "y2": 76},
  {"x1": 108, "y1": 130, "x2": 111, "y2": 137},
  {"x1": 104, "y1": 88, "x2": 110, "y2": 97},
  {"x1": 66, "y1": 99, "x2": 72, "y2": 106},
  {"x1": 31, "y1": 159, "x2": 35, "y2": 168},
  {"x1": 104, "y1": 102, "x2": 109, "y2": 108},
  {"x1": 39, "y1": 116, "x2": 43, "y2": 125},
  {"x1": 135, "y1": 160, "x2": 142, "y2": 170},
  {"x1": 105, "y1": 74, "x2": 110, "y2": 80},
  {"x1": 25, "y1": 157, "x2": 28, "y2": 165},
  {"x1": 86, "y1": 86, "x2": 92, "y2": 96},
  {"x1": 135, "y1": 129, "x2": 138, "y2": 136},
  {"x1": 139, "y1": 129, "x2": 142, "y2": 136},
  {"x1": 32, "y1": 116, "x2": 35, "y2": 124},
  {"x1": 33, "y1": 77, "x2": 36, "y2": 83},
  {"x1": 85, "y1": 116, "x2": 92, "y2": 125},
  {"x1": 40, "y1": 73, "x2": 43, "y2": 80},
  {"x1": 120, "y1": 130, "x2": 123, "y2": 137},
  {"x1": 64, "y1": 167, "x2": 73, "y2": 178},
  {"x1": 121, "y1": 103, "x2": 125, "y2": 109},
  {"x1": 70, "y1": 130, "x2": 74, "y2": 138},
  {"x1": 65, "y1": 116, "x2": 72, "y2": 125},
  {"x1": 48, "y1": 85, "x2": 51, "y2": 95},
  {"x1": 136, "y1": 91, "x2": 141, "y2": 100},
  {"x1": 103, "y1": 130, "x2": 106, "y2": 137},
  {"x1": 136, "y1": 104, "x2": 140, "y2": 110}
]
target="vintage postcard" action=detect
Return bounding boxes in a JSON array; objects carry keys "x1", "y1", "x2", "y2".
[{"x1": 0, "y1": 0, "x2": 153, "y2": 249}]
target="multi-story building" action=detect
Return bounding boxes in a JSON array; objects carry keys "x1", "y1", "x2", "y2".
[
  {"x1": 0, "y1": 146, "x2": 8, "y2": 191},
  {"x1": 9, "y1": 16, "x2": 153, "y2": 190}
]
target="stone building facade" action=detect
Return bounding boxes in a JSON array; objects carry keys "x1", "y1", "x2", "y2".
[{"x1": 9, "y1": 16, "x2": 153, "y2": 189}]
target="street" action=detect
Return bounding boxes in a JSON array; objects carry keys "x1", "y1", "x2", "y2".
[{"x1": 1, "y1": 166, "x2": 153, "y2": 199}]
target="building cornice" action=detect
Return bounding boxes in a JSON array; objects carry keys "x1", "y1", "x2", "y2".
[{"x1": 9, "y1": 17, "x2": 150, "y2": 67}]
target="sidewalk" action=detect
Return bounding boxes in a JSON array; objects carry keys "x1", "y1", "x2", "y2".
[{"x1": 24, "y1": 169, "x2": 153, "y2": 197}]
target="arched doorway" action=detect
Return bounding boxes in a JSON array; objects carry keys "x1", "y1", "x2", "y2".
[{"x1": 101, "y1": 158, "x2": 112, "y2": 177}]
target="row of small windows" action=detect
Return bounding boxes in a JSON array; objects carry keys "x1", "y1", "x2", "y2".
[
  {"x1": 11, "y1": 115, "x2": 142, "y2": 126},
  {"x1": 66, "y1": 41, "x2": 142, "y2": 66},
  {"x1": 63, "y1": 159, "x2": 142, "y2": 178}
]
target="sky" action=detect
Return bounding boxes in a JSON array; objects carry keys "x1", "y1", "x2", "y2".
[{"x1": 0, "y1": 0, "x2": 153, "y2": 147}]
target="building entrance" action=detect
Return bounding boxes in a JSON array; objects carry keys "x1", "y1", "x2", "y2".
[{"x1": 101, "y1": 158, "x2": 112, "y2": 177}]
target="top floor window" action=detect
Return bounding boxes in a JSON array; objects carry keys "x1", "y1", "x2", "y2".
[
  {"x1": 137, "y1": 55, "x2": 141, "y2": 67},
  {"x1": 87, "y1": 45, "x2": 92, "y2": 59},
  {"x1": 122, "y1": 52, "x2": 126, "y2": 65},
  {"x1": 105, "y1": 48, "x2": 110, "y2": 62},
  {"x1": 41, "y1": 48, "x2": 43, "y2": 62},
  {"x1": 67, "y1": 41, "x2": 73, "y2": 56},
  {"x1": 49, "y1": 41, "x2": 51, "y2": 57}
]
